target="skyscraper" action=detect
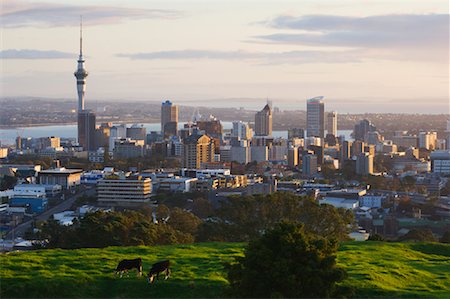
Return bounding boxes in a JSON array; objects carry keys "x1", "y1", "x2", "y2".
[
  {"x1": 306, "y1": 96, "x2": 325, "y2": 138},
  {"x1": 161, "y1": 100, "x2": 179, "y2": 138},
  {"x1": 78, "y1": 110, "x2": 96, "y2": 151},
  {"x1": 255, "y1": 104, "x2": 272, "y2": 136},
  {"x1": 327, "y1": 111, "x2": 337, "y2": 136},
  {"x1": 74, "y1": 18, "x2": 96, "y2": 151},
  {"x1": 354, "y1": 119, "x2": 376, "y2": 141},
  {"x1": 182, "y1": 134, "x2": 215, "y2": 168}
]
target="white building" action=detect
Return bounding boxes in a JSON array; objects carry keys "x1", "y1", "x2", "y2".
[
  {"x1": 158, "y1": 177, "x2": 198, "y2": 192},
  {"x1": 97, "y1": 176, "x2": 152, "y2": 206},
  {"x1": 232, "y1": 121, "x2": 253, "y2": 140},
  {"x1": 431, "y1": 150, "x2": 450, "y2": 174}
]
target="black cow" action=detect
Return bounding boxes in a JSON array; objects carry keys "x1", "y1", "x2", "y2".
[
  {"x1": 147, "y1": 260, "x2": 171, "y2": 284},
  {"x1": 114, "y1": 258, "x2": 143, "y2": 278}
]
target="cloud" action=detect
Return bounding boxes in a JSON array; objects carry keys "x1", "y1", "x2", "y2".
[
  {"x1": 0, "y1": 49, "x2": 74, "y2": 59},
  {"x1": 257, "y1": 14, "x2": 449, "y2": 49},
  {"x1": 117, "y1": 49, "x2": 363, "y2": 64},
  {"x1": 1, "y1": 0, "x2": 182, "y2": 28}
]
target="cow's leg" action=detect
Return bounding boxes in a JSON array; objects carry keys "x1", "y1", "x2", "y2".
[
  {"x1": 120, "y1": 271, "x2": 123, "y2": 278},
  {"x1": 138, "y1": 266, "x2": 142, "y2": 277},
  {"x1": 165, "y1": 268, "x2": 170, "y2": 280}
]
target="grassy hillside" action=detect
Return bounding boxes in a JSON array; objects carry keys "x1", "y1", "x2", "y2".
[{"x1": 1, "y1": 242, "x2": 449, "y2": 298}]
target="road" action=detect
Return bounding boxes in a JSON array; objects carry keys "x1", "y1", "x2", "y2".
[{"x1": 4, "y1": 187, "x2": 96, "y2": 240}]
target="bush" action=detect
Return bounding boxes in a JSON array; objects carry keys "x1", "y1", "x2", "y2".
[
  {"x1": 400, "y1": 229, "x2": 438, "y2": 242},
  {"x1": 367, "y1": 234, "x2": 384, "y2": 241},
  {"x1": 226, "y1": 222, "x2": 352, "y2": 298}
]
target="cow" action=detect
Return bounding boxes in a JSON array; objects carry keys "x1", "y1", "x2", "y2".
[
  {"x1": 114, "y1": 258, "x2": 143, "y2": 278},
  {"x1": 147, "y1": 260, "x2": 171, "y2": 284}
]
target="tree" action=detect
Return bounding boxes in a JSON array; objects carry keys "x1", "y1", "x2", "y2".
[
  {"x1": 226, "y1": 222, "x2": 352, "y2": 298},
  {"x1": 367, "y1": 234, "x2": 384, "y2": 241},
  {"x1": 439, "y1": 230, "x2": 450, "y2": 243},
  {"x1": 197, "y1": 193, "x2": 354, "y2": 242},
  {"x1": 399, "y1": 229, "x2": 438, "y2": 242}
]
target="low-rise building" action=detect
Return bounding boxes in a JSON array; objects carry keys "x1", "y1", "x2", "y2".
[
  {"x1": 38, "y1": 168, "x2": 82, "y2": 189},
  {"x1": 97, "y1": 176, "x2": 152, "y2": 207},
  {"x1": 158, "y1": 177, "x2": 198, "y2": 193}
]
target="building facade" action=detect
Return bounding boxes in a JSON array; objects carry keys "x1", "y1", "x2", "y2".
[
  {"x1": 254, "y1": 104, "x2": 273, "y2": 136},
  {"x1": 183, "y1": 134, "x2": 215, "y2": 169},
  {"x1": 161, "y1": 100, "x2": 179, "y2": 138},
  {"x1": 306, "y1": 96, "x2": 325, "y2": 138}
]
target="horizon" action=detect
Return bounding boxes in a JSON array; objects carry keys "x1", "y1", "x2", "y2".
[{"x1": 1, "y1": 0, "x2": 449, "y2": 115}]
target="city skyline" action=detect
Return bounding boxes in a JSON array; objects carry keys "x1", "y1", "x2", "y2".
[{"x1": 1, "y1": 0, "x2": 449, "y2": 114}]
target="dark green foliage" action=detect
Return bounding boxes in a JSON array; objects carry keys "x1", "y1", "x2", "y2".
[
  {"x1": 226, "y1": 222, "x2": 352, "y2": 298},
  {"x1": 440, "y1": 231, "x2": 450, "y2": 243},
  {"x1": 399, "y1": 229, "x2": 438, "y2": 242},
  {"x1": 198, "y1": 193, "x2": 355, "y2": 242},
  {"x1": 37, "y1": 209, "x2": 199, "y2": 248},
  {"x1": 368, "y1": 234, "x2": 385, "y2": 241}
]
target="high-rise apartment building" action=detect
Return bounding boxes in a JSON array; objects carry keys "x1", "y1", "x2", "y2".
[
  {"x1": 182, "y1": 134, "x2": 215, "y2": 169},
  {"x1": 327, "y1": 111, "x2": 337, "y2": 136},
  {"x1": 161, "y1": 100, "x2": 179, "y2": 138},
  {"x1": 255, "y1": 104, "x2": 273, "y2": 136},
  {"x1": 306, "y1": 96, "x2": 325, "y2": 138},
  {"x1": 354, "y1": 119, "x2": 376, "y2": 141},
  {"x1": 356, "y1": 153, "x2": 374, "y2": 175},
  {"x1": 419, "y1": 131, "x2": 438, "y2": 150},
  {"x1": 232, "y1": 121, "x2": 252, "y2": 140},
  {"x1": 302, "y1": 153, "x2": 318, "y2": 177}
]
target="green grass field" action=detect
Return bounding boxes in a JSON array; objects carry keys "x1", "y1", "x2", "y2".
[{"x1": 1, "y1": 242, "x2": 449, "y2": 298}]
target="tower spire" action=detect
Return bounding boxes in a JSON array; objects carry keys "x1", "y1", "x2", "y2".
[
  {"x1": 75, "y1": 15, "x2": 88, "y2": 112},
  {"x1": 79, "y1": 15, "x2": 83, "y2": 57}
]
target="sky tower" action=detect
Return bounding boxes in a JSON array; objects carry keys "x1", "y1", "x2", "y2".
[{"x1": 74, "y1": 17, "x2": 88, "y2": 112}]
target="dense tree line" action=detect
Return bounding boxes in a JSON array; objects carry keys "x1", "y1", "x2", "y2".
[
  {"x1": 36, "y1": 208, "x2": 200, "y2": 249},
  {"x1": 198, "y1": 192, "x2": 355, "y2": 242},
  {"x1": 35, "y1": 192, "x2": 355, "y2": 248}
]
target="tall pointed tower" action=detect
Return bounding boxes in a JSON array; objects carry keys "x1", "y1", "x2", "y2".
[
  {"x1": 74, "y1": 17, "x2": 88, "y2": 112},
  {"x1": 75, "y1": 17, "x2": 96, "y2": 151}
]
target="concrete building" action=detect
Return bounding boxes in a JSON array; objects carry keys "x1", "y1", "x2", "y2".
[
  {"x1": 182, "y1": 134, "x2": 215, "y2": 169},
  {"x1": 302, "y1": 154, "x2": 318, "y2": 177},
  {"x1": 306, "y1": 96, "x2": 325, "y2": 138},
  {"x1": 430, "y1": 150, "x2": 450, "y2": 174},
  {"x1": 38, "y1": 168, "x2": 83, "y2": 189},
  {"x1": 354, "y1": 119, "x2": 376, "y2": 141},
  {"x1": 251, "y1": 146, "x2": 268, "y2": 163},
  {"x1": 97, "y1": 176, "x2": 152, "y2": 207},
  {"x1": 232, "y1": 121, "x2": 252, "y2": 140},
  {"x1": 356, "y1": 153, "x2": 374, "y2": 175},
  {"x1": 113, "y1": 138, "x2": 145, "y2": 159},
  {"x1": 95, "y1": 122, "x2": 112, "y2": 149},
  {"x1": 327, "y1": 111, "x2": 337, "y2": 136},
  {"x1": 109, "y1": 124, "x2": 127, "y2": 152},
  {"x1": 419, "y1": 131, "x2": 438, "y2": 150},
  {"x1": 231, "y1": 142, "x2": 251, "y2": 164},
  {"x1": 392, "y1": 135, "x2": 418, "y2": 149},
  {"x1": 161, "y1": 100, "x2": 179, "y2": 138},
  {"x1": 255, "y1": 104, "x2": 273, "y2": 136},
  {"x1": 287, "y1": 146, "x2": 299, "y2": 168},
  {"x1": 77, "y1": 110, "x2": 96, "y2": 151},
  {"x1": 288, "y1": 128, "x2": 305, "y2": 139},
  {"x1": 158, "y1": 176, "x2": 198, "y2": 193},
  {"x1": 126, "y1": 124, "x2": 147, "y2": 141}
]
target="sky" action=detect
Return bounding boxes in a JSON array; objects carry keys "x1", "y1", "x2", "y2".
[{"x1": 1, "y1": 0, "x2": 449, "y2": 113}]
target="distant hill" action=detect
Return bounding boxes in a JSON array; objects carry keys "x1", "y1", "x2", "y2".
[{"x1": 1, "y1": 242, "x2": 449, "y2": 298}]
